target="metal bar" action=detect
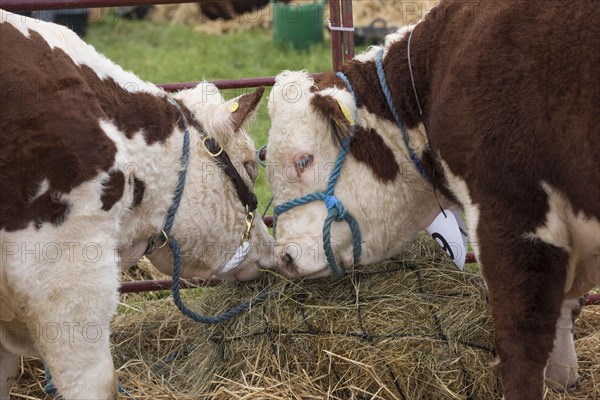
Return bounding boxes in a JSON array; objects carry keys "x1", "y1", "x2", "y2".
[
  {"x1": 465, "y1": 252, "x2": 476, "y2": 263},
  {"x1": 340, "y1": 0, "x2": 355, "y2": 62},
  {"x1": 119, "y1": 278, "x2": 220, "y2": 293},
  {"x1": 160, "y1": 77, "x2": 277, "y2": 92},
  {"x1": 120, "y1": 279, "x2": 600, "y2": 307},
  {"x1": 263, "y1": 215, "x2": 274, "y2": 228},
  {"x1": 329, "y1": 0, "x2": 342, "y2": 71},
  {"x1": 0, "y1": 0, "x2": 199, "y2": 12},
  {"x1": 585, "y1": 294, "x2": 600, "y2": 306},
  {"x1": 159, "y1": 73, "x2": 324, "y2": 92}
]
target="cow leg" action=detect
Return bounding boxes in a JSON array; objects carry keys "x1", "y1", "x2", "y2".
[
  {"x1": 29, "y1": 291, "x2": 118, "y2": 399},
  {"x1": 545, "y1": 297, "x2": 581, "y2": 391},
  {"x1": 478, "y1": 223, "x2": 567, "y2": 400},
  {"x1": 0, "y1": 350, "x2": 19, "y2": 400},
  {"x1": 14, "y1": 256, "x2": 119, "y2": 399}
]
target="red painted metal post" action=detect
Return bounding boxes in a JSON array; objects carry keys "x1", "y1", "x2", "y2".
[
  {"x1": 465, "y1": 252, "x2": 476, "y2": 263},
  {"x1": 329, "y1": 0, "x2": 342, "y2": 71},
  {"x1": 0, "y1": 0, "x2": 198, "y2": 12},
  {"x1": 263, "y1": 216, "x2": 274, "y2": 228},
  {"x1": 340, "y1": 0, "x2": 355, "y2": 62},
  {"x1": 585, "y1": 294, "x2": 600, "y2": 306}
]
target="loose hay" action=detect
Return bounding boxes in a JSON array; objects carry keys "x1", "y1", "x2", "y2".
[
  {"x1": 149, "y1": 3, "x2": 273, "y2": 35},
  {"x1": 149, "y1": 1, "x2": 441, "y2": 36},
  {"x1": 10, "y1": 235, "x2": 599, "y2": 399},
  {"x1": 352, "y1": 0, "x2": 440, "y2": 27}
]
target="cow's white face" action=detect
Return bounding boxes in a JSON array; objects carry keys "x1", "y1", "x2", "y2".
[
  {"x1": 147, "y1": 83, "x2": 275, "y2": 281},
  {"x1": 267, "y1": 71, "x2": 442, "y2": 278}
]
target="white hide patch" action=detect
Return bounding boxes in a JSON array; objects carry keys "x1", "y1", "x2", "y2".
[
  {"x1": 29, "y1": 178, "x2": 50, "y2": 203},
  {"x1": 174, "y1": 82, "x2": 242, "y2": 145},
  {"x1": 407, "y1": 123, "x2": 429, "y2": 158},
  {"x1": 546, "y1": 297, "x2": 580, "y2": 390},
  {"x1": 354, "y1": 25, "x2": 415, "y2": 64},
  {"x1": 438, "y1": 158, "x2": 481, "y2": 261},
  {"x1": 2, "y1": 9, "x2": 160, "y2": 94},
  {"x1": 268, "y1": 70, "x2": 315, "y2": 119},
  {"x1": 525, "y1": 182, "x2": 600, "y2": 296}
]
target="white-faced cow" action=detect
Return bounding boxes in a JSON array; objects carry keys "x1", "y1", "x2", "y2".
[
  {"x1": 266, "y1": 1, "x2": 599, "y2": 399},
  {"x1": 0, "y1": 10, "x2": 274, "y2": 399}
]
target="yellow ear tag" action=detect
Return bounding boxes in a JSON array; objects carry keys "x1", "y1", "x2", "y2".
[
  {"x1": 229, "y1": 102, "x2": 239, "y2": 113},
  {"x1": 336, "y1": 100, "x2": 355, "y2": 126}
]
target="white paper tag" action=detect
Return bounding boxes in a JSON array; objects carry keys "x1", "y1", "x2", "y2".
[{"x1": 426, "y1": 209, "x2": 469, "y2": 270}]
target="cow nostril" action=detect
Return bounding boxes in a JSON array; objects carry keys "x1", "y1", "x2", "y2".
[
  {"x1": 278, "y1": 253, "x2": 296, "y2": 275},
  {"x1": 567, "y1": 375, "x2": 580, "y2": 392}
]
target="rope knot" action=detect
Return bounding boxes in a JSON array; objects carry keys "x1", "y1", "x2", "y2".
[{"x1": 325, "y1": 195, "x2": 347, "y2": 220}]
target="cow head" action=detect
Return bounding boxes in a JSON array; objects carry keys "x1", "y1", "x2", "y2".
[
  {"x1": 146, "y1": 83, "x2": 274, "y2": 281},
  {"x1": 267, "y1": 71, "x2": 443, "y2": 278}
]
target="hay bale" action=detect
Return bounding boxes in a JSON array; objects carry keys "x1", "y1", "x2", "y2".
[
  {"x1": 149, "y1": 3, "x2": 273, "y2": 35},
  {"x1": 10, "y1": 235, "x2": 599, "y2": 399},
  {"x1": 109, "y1": 234, "x2": 503, "y2": 399},
  {"x1": 352, "y1": 0, "x2": 440, "y2": 27}
]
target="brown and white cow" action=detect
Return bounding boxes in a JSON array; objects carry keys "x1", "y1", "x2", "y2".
[
  {"x1": 266, "y1": 1, "x2": 599, "y2": 399},
  {"x1": 0, "y1": 10, "x2": 274, "y2": 399}
]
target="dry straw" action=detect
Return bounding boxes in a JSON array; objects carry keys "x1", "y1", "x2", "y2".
[
  {"x1": 10, "y1": 235, "x2": 599, "y2": 399},
  {"x1": 149, "y1": 1, "x2": 440, "y2": 35}
]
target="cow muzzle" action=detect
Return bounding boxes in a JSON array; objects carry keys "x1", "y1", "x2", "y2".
[{"x1": 276, "y1": 249, "x2": 332, "y2": 279}]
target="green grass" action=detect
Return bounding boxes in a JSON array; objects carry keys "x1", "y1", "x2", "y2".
[{"x1": 86, "y1": 16, "x2": 341, "y2": 207}]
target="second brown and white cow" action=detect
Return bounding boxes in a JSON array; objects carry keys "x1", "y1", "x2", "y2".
[
  {"x1": 266, "y1": 1, "x2": 599, "y2": 399},
  {"x1": 0, "y1": 10, "x2": 274, "y2": 399}
]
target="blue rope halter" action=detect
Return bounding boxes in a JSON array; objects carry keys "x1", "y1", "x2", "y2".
[
  {"x1": 274, "y1": 72, "x2": 362, "y2": 275},
  {"x1": 164, "y1": 98, "x2": 268, "y2": 324},
  {"x1": 375, "y1": 48, "x2": 427, "y2": 178}
]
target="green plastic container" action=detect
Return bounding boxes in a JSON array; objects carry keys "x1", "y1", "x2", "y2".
[{"x1": 272, "y1": 1, "x2": 325, "y2": 50}]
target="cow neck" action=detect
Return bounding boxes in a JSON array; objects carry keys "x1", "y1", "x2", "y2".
[
  {"x1": 337, "y1": 52, "x2": 436, "y2": 178},
  {"x1": 156, "y1": 98, "x2": 262, "y2": 325},
  {"x1": 345, "y1": 27, "x2": 454, "y2": 202},
  {"x1": 143, "y1": 98, "x2": 257, "y2": 255},
  {"x1": 375, "y1": 46, "x2": 427, "y2": 178}
]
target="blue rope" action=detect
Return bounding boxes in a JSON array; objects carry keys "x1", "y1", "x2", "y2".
[
  {"x1": 375, "y1": 48, "x2": 427, "y2": 178},
  {"x1": 322, "y1": 193, "x2": 361, "y2": 275},
  {"x1": 162, "y1": 99, "x2": 269, "y2": 324},
  {"x1": 261, "y1": 196, "x2": 273, "y2": 218},
  {"x1": 44, "y1": 367, "x2": 57, "y2": 397},
  {"x1": 163, "y1": 99, "x2": 191, "y2": 236},
  {"x1": 274, "y1": 72, "x2": 362, "y2": 275},
  {"x1": 170, "y1": 235, "x2": 270, "y2": 324}
]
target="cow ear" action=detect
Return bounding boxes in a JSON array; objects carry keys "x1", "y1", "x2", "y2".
[
  {"x1": 225, "y1": 87, "x2": 265, "y2": 132},
  {"x1": 311, "y1": 92, "x2": 355, "y2": 142}
]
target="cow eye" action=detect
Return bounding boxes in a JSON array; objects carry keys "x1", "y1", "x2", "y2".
[
  {"x1": 244, "y1": 161, "x2": 258, "y2": 183},
  {"x1": 294, "y1": 154, "x2": 314, "y2": 176}
]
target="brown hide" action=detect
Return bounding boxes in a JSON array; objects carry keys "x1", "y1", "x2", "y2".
[
  {"x1": 0, "y1": 23, "x2": 182, "y2": 231},
  {"x1": 309, "y1": 1, "x2": 599, "y2": 398}
]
